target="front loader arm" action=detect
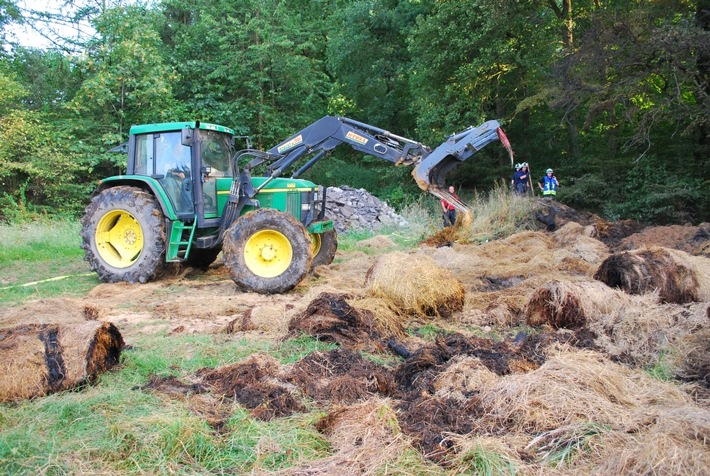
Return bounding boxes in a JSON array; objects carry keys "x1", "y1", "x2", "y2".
[
  {"x1": 233, "y1": 115, "x2": 513, "y2": 214},
  {"x1": 262, "y1": 116, "x2": 428, "y2": 176}
]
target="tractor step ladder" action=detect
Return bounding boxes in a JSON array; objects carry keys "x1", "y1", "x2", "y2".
[{"x1": 166, "y1": 218, "x2": 197, "y2": 262}]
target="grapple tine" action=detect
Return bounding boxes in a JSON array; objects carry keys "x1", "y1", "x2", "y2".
[{"x1": 411, "y1": 120, "x2": 511, "y2": 214}]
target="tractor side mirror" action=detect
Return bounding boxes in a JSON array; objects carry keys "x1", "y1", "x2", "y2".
[{"x1": 181, "y1": 127, "x2": 193, "y2": 146}]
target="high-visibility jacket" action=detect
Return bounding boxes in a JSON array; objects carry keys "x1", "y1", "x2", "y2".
[{"x1": 540, "y1": 175, "x2": 558, "y2": 196}]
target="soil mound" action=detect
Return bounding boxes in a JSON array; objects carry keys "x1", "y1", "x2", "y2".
[
  {"x1": 0, "y1": 321, "x2": 124, "y2": 402},
  {"x1": 287, "y1": 292, "x2": 395, "y2": 352}
]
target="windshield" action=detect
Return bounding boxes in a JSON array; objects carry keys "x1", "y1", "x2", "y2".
[{"x1": 201, "y1": 130, "x2": 232, "y2": 177}]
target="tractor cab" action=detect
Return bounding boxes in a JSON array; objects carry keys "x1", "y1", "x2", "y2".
[{"x1": 126, "y1": 122, "x2": 235, "y2": 223}]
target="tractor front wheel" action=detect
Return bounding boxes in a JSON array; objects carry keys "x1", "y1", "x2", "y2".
[
  {"x1": 310, "y1": 230, "x2": 338, "y2": 269},
  {"x1": 81, "y1": 186, "x2": 166, "y2": 283},
  {"x1": 223, "y1": 209, "x2": 313, "y2": 294}
]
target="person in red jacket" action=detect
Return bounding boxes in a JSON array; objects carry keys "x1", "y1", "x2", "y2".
[{"x1": 441, "y1": 185, "x2": 459, "y2": 227}]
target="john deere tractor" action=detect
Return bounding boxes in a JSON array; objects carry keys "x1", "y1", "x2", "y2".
[{"x1": 81, "y1": 117, "x2": 511, "y2": 293}]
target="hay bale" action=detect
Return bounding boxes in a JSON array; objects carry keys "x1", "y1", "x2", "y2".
[
  {"x1": 593, "y1": 246, "x2": 710, "y2": 303},
  {"x1": 475, "y1": 347, "x2": 688, "y2": 434},
  {"x1": 525, "y1": 280, "x2": 630, "y2": 329},
  {"x1": 366, "y1": 251, "x2": 465, "y2": 318},
  {"x1": 0, "y1": 321, "x2": 124, "y2": 402}
]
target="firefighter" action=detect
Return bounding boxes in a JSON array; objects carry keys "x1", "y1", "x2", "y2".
[
  {"x1": 514, "y1": 162, "x2": 530, "y2": 195},
  {"x1": 511, "y1": 163, "x2": 521, "y2": 189},
  {"x1": 538, "y1": 168, "x2": 559, "y2": 198}
]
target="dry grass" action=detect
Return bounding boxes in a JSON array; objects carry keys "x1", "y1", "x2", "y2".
[
  {"x1": 346, "y1": 296, "x2": 408, "y2": 339},
  {"x1": 587, "y1": 406, "x2": 710, "y2": 475},
  {"x1": 271, "y1": 398, "x2": 440, "y2": 476},
  {"x1": 589, "y1": 301, "x2": 710, "y2": 367},
  {"x1": 669, "y1": 324, "x2": 710, "y2": 383},
  {"x1": 432, "y1": 355, "x2": 498, "y2": 402},
  {"x1": 474, "y1": 347, "x2": 688, "y2": 434},
  {"x1": 366, "y1": 251, "x2": 465, "y2": 318}
]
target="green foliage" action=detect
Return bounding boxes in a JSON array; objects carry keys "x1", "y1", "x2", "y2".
[
  {"x1": 0, "y1": 110, "x2": 92, "y2": 220},
  {"x1": 0, "y1": 0, "x2": 707, "y2": 224},
  {"x1": 71, "y1": 5, "x2": 179, "y2": 133},
  {"x1": 326, "y1": 0, "x2": 425, "y2": 133}
]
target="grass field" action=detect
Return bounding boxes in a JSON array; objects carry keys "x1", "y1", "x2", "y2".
[{"x1": 3, "y1": 191, "x2": 706, "y2": 475}]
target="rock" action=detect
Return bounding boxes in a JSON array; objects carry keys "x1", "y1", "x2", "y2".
[{"x1": 324, "y1": 186, "x2": 407, "y2": 234}]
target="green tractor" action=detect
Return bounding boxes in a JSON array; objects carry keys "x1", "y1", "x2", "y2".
[{"x1": 81, "y1": 117, "x2": 511, "y2": 293}]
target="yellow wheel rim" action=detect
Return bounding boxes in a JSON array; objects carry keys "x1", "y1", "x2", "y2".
[
  {"x1": 244, "y1": 230, "x2": 293, "y2": 278},
  {"x1": 94, "y1": 210, "x2": 144, "y2": 268},
  {"x1": 310, "y1": 233, "x2": 322, "y2": 257}
]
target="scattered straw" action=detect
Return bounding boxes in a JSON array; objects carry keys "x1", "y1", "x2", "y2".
[{"x1": 475, "y1": 347, "x2": 688, "y2": 434}]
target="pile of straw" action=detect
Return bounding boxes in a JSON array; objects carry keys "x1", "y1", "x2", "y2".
[
  {"x1": 593, "y1": 246, "x2": 710, "y2": 303},
  {"x1": 432, "y1": 356, "x2": 498, "y2": 402},
  {"x1": 0, "y1": 321, "x2": 124, "y2": 402},
  {"x1": 366, "y1": 251, "x2": 465, "y2": 318},
  {"x1": 525, "y1": 280, "x2": 630, "y2": 329},
  {"x1": 474, "y1": 347, "x2": 688, "y2": 433}
]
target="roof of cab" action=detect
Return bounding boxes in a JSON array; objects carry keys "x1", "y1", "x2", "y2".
[{"x1": 129, "y1": 122, "x2": 235, "y2": 135}]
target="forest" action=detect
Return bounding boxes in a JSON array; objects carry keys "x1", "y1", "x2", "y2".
[{"x1": 0, "y1": 0, "x2": 708, "y2": 224}]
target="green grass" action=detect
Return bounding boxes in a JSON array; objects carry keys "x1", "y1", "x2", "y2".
[
  {"x1": 457, "y1": 441, "x2": 517, "y2": 475},
  {"x1": 0, "y1": 218, "x2": 99, "y2": 306},
  {"x1": 645, "y1": 350, "x2": 674, "y2": 381},
  {"x1": 0, "y1": 333, "x2": 340, "y2": 475}
]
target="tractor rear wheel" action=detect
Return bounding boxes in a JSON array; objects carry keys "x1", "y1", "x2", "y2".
[
  {"x1": 223, "y1": 209, "x2": 313, "y2": 294},
  {"x1": 310, "y1": 230, "x2": 338, "y2": 269},
  {"x1": 81, "y1": 186, "x2": 166, "y2": 283}
]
